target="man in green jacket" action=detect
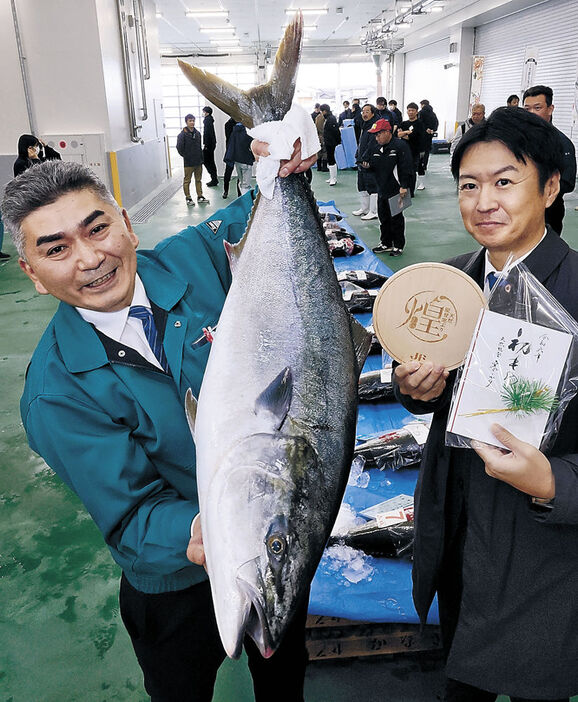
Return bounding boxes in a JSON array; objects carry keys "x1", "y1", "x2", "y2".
[{"x1": 2, "y1": 146, "x2": 313, "y2": 701}]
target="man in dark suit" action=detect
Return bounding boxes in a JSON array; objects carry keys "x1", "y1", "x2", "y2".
[{"x1": 394, "y1": 107, "x2": 578, "y2": 702}]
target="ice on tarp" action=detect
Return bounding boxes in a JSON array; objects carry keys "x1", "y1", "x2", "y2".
[
  {"x1": 347, "y1": 455, "x2": 370, "y2": 488},
  {"x1": 331, "y1": 502, "x2": 366, "y2": 537},
  {"x1": 322, "y1": 544, "x2": 374, "y2": 584}
]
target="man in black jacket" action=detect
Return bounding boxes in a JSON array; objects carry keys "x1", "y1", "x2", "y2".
[
  {"x1": 418, "y1": 99, "x2": 439, "y2": 187},
  {"x1": 338, "y1": 100, "x2": 353, "y2": 127},
  {"x1": 176, "y1": 114, "x2": 207, "y2": 206},
  {"x1": 397, "y1": 102, "x2": 427, "y2": 196},
  {"x1": 523, "y1": 85, "x2": 576, "y2": 235},
  {"x1": 394, "y1": 107, "x2": 578, "y2": 702},
  {"x1": 319, "y1": 104, "x2": 341, "y2": 186},
  {"x1": 202, "y1": 106, "x2": 218, "y2": 188},
  {"x1": 362, "y1": 118, "x2": 412, "y2": 257}
]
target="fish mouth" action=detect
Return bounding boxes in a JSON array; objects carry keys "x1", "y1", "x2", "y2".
[{"x1": 236, "y1": 562, "x2": 276, "y2": 659}]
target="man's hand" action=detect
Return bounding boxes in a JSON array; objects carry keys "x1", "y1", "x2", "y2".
[
  {"x1": 399, "y1": 187, "x2": 408, "y2": 197},
  {"x1": 361, "y1": 161, "x2": 370, "y2": 169},
  {"x1": 472, "y1": 424, "x2": 555, "y2": 499},
  {"x1": 251, "y1": 138, "x2": 317, "y2": 177},
  {"x1": 187, "y1": 516, "x2": 206, "y2": 568},
  {"x1": 394, "y1": 361, "x2": 448, "y2": 402}
]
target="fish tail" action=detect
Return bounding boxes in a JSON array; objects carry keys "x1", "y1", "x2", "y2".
[{"x1": 178, "y1": 13, "x2": 302, "y2": 128}]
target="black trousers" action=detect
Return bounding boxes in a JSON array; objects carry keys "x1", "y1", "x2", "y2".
[
  {"x1": 223, "y1": 163, "x2": 234, "y2": 193},
  {"x1": 445, "y1": 678, "x2": 568, "y2": 702},
  {"x1": 326, "y1": 144, "x2": 337, "y2": 166},
  {"x1": 120, "y1": 575, "x2": 309, "y2": 702},
  {"x1": 377, "y1": 195, "x2": 405, "y2": 249},
  {"x1": 203, "y1": 147, "x2": 218, "y2": 182}
]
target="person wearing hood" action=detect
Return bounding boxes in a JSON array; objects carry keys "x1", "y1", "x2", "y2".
[
  {"x1": 13, "y1": 134, "x2": 60, "y2": 178},
  {"x1": 352, "y1": 103, "x2": 379, "y2": 220},
  {"x1": 202, "y1": 106, "x2": 218, "y2": 188},
  {"x1": 224, "y1": 122, "x2": 255, "y2": 195},
  {"x1": 319, "y1": 104, "x2": 341, "y2": 186}
]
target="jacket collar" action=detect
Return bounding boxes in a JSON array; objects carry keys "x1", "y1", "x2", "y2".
[{"x1": 53, "y1": 254, "x2": 188, "y2": 373}]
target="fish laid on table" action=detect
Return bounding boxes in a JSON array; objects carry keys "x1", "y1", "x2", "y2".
[
  {"x1": 181, "y1": 14, "x2": 372, "y2": 660},
  {"x1": 336, "y1": 270, "x2": 389, "y2": 289},
  {"x1": 358, "y1": 368, "x2": 395, "y2": 402},
  {"x1": 354, "y1": 422, "x2": 430, "y2": 471},
  {"x1": 329, "y1": 518, "x2": 415, "y2": 558}
]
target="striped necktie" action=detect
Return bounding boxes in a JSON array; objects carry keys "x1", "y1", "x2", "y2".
[{"x1": 128, "y1": 305, "x2": 169, "y2": 372}]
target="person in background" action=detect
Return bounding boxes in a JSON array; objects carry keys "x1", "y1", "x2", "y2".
[
  {"x1": 394, "y1": 106, "x2": 578, "y2": 702},
  {"x1": 176, "y1": 114, "x2": 207, "y2": 207},
  {"x1": 418, "y1": 99, "x2": 439, "y2": 188},
  {"x1": 315, "y1": 107, "x2": 328, "y2": 173},
  {"x1": 352, "y1": 103, "x2": 379, "y2": 220},
  {"x1": 523, "y1": 84, "x2": 576, "y2": 235},
  {"x1": 363, "y1": 119, "x2": 413, "y2": 257},
  {"x1": 397, "y1": 102, "x2": 427, "y2": 197},
  {"x1": 319, "y1": 104, "x2": 341, "y2": 186},
  {"x1": 222, "y1": 116, "x2": 236, "y2": 200},
  {"x1": 375, "y1": 97, "x2": 396, "y2": 127},
  {"x1": 310, "y1": 102, "x2": 321, "y2": 122},
  {"x1": 507, "y1": 94, "x2": 520, "y2": 107},
  {"x1": 0, "y1": 210, "x2": 10, "y2": 260},
  {"x1": 338, "y1": 100, "x2": 353, "y2": 127},
  {"x1": 388, "y1": 99, "x2": 403, "y2": 126},
  {"x1": 224, "y1": 122, "x2": 255, "y2": 195},
  {"x1": 13, "y1": 134, "x2": 61, "y2": 177},
  {"x1": 2, "y1": 142, "x2": 316, "y2": 701},
  {"x1": 352, "y1": 98, "x2": 363, "y2": 142},
  {"x1": 202, "y1": 106, "x2": 218, "y2": 188},
  {"x1": 449, "y1": 103, "x2": 486, "y2": 156}
]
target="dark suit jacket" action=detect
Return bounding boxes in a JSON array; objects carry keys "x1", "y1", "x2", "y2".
[{"x1": 394, "y1": 229, "x2": 578, "y2": 697}]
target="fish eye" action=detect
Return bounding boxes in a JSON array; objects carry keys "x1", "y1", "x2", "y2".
[{"x1": 266, "y1": 534, "x2": 286, "y2": 558}]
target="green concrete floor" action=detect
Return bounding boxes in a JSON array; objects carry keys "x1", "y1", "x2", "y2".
[{"x1": 1, "y1": 157, "x2": 577, "y2": 701}]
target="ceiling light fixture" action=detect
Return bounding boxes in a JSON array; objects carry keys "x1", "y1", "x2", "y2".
[
  {"x1": 199, "y1": 27, "x2": 236, "y2": 34},
  {"x1": 211, "y1": 39, "x2": 241, "y2": 45},
  {"x1": 185, "y1": 10, "x2": 229, "y2": 18},
  {"x1": 285, "y1": 7, "x2": 328, "y2": 15}
]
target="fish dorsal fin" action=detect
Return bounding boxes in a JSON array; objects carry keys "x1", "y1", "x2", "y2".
[
  {"x1": 185, "y1": 388, "x2": 198, "y2": 441},
  {"x1": 178, "y1": 13, "x2": 302, "y2": 126},
  {"x1": 350, "y1": 316, "x2": 373, "y2": 376},
  {"x1": 255, "y1": 367, "x2": 293, "y2": 430}
]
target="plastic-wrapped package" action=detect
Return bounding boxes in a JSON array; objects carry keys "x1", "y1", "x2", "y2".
[
  {"x1": 328, "y1": 237, "x2": 364, "y2": 257},
  {"x1": 340, "y1": 281, "x2": 379, "y2": 312},
  {"x1": 358, "y1": 367, "x2": 394, "y2": 402},
  {"x1": 354, "y1": 420, "x2": 430, "y2": 470},
  {"x1": 446, "y1": 262, "x2": 578, "y2": 452},
  {"x1": 336, "y1": 270, "x2": 389, "y2": 289}
]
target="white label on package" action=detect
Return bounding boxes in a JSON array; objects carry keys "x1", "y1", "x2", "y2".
[
  {"x1": 360, "y1": 494, "x2": 414, "y2": 520},
  {"x1": 376, "y1": 508, "x2": 408, "y2": 528},
  {"x1": 380, "y1": 367, "x2": 393, "y2": 384},
  {"x1": 406, "y1": 422, "x2": 429, "y2": 445}
]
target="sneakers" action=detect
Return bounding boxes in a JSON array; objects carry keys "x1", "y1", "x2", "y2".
[
  {"x1": 197, "y1": 195, "x2": 209, "y2": 203},
  {"x1": 186, "y1": 198, "x2": 195, "y2": 207},
  {"x1": 390, "y1": 248, "x2": 404, "y2": 257},
  {"x1": 372, "y1": 244, "x2": 393, "y2": 254},
  {"x1": 0, "y1": 251, "x2": 10, "y2": 259},
  {"x1": 361, "y1": 211, "x2": 378, "y2": 220},
  {"x1": 416, "y1": 182, "x2": 425, "y2": 190},
  {"x1": 222, "y1": 191, "x2": 229, "y2": 199},
  {"x1": 352, "y1": 208, "x2": 368, "y2": 216}
]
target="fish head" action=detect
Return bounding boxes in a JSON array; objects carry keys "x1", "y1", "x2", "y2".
[{"x1": 203, "y1": 431, "x2": 326, "y2": 659}]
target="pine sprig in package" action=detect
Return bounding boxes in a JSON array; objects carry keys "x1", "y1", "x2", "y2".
[{"x1": 446, "y1": 263, "x2": 578, "y2": 452}]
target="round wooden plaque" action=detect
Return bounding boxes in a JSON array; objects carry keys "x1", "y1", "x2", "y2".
[{"x1": 372, "y1": 262, "x2": 487, "y2": 370}]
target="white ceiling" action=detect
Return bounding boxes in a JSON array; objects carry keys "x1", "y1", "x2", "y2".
[{"x1": 154, "y1": 0, "x2": 544, "y2": 62}]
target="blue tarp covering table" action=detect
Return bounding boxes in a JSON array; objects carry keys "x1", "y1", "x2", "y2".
[{"x1": 308, "y1": 201, "x2": 440, "y2": 625}]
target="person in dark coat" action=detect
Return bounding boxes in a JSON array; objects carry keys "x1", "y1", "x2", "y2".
[
  {"x1": 202, "y1": 106, "x2": 218, "y2": 188},
  {"x1": 418, "y1": 99, "x2": 439, "y2": 184},
  {"x1": 523, "y1": 85, "x2": 576, "y2": 235},
  {"x1": 375, "y1": 97, "x2": 396, "y2": 127},
  {"x1": 388, "y1": 100, "x2": 403, "y2": 127},
  {"x1": 222, "y1": 117, "x2": 236, "y2": 199},
  {"x1": 224, "y1": 122, "x2": 254, "y2": 195},
  {"x1": 351, "y1": 99, "x2": 363, "y2": 142},
  {"x1": 319, "y1": 104, "x2": 341, "y2": 186},
  {"x1": 13, "y1": 134, "x2": 61, "y2": 177},
  {"x1": 176, "y1": 114, "x2": 207, "y2": 206},
  {"x1": 352, "y1": 104, "x2": 379, "y2": 220},
  {"x1": 338, "y1": 100, "x2": 353, "y2": 127},
  {"x1": 394, "y1": 106, "x2": 578, "y2": 702},
  {"x1": 397, "y1": 102, "x2": 427, "y2": 196},
  {"x1": 363, "y1": 118, "x2": 413, "y2": 257}
]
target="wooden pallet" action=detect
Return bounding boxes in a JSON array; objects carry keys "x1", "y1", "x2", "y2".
[{"x1": 306, "y1": 615, "x2": 442, "y2": 661}]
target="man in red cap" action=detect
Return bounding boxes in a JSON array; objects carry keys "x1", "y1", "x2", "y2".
[{"x1": 361, "y1": 118, "x2": 413, "y2": 256}]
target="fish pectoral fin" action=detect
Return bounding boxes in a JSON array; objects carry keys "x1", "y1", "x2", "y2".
[
  {"x1": 185, "y1": 388, "x2": 198, "y2": 441},
  {"x1": 350, "y1": 316, "x2": 373, "y2": 375},
  {"x1": 255, "y1": 367, "x2": 293, "y2": 431}
]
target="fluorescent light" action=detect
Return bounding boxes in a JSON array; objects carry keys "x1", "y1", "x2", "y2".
[
  {"x1": 211, "y1": 39, "x2": 241, "y2": 45},
  {"x1": 283, "y1": 23, "x2": 317, "y2": 30},
  {"x1": 429, "y1": 5, "x2": 444, "y2": 10},
  {"x1": 285, "y1": 8, "x2": 328, "y2": 15},
  {"x1": 185, "y1": 10, "x2": 229, "y2": 18},
  {"x1": 199, "y1": 27, "x2": 236, "y2": 34}
]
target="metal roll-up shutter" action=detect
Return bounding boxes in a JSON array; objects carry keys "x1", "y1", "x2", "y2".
[
  {"x1": 475, "y1": 0, "x2": 578, "y2": 150},
  {"x1": 404, "y1": 38, "x2": 454, "y2": 138}
]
